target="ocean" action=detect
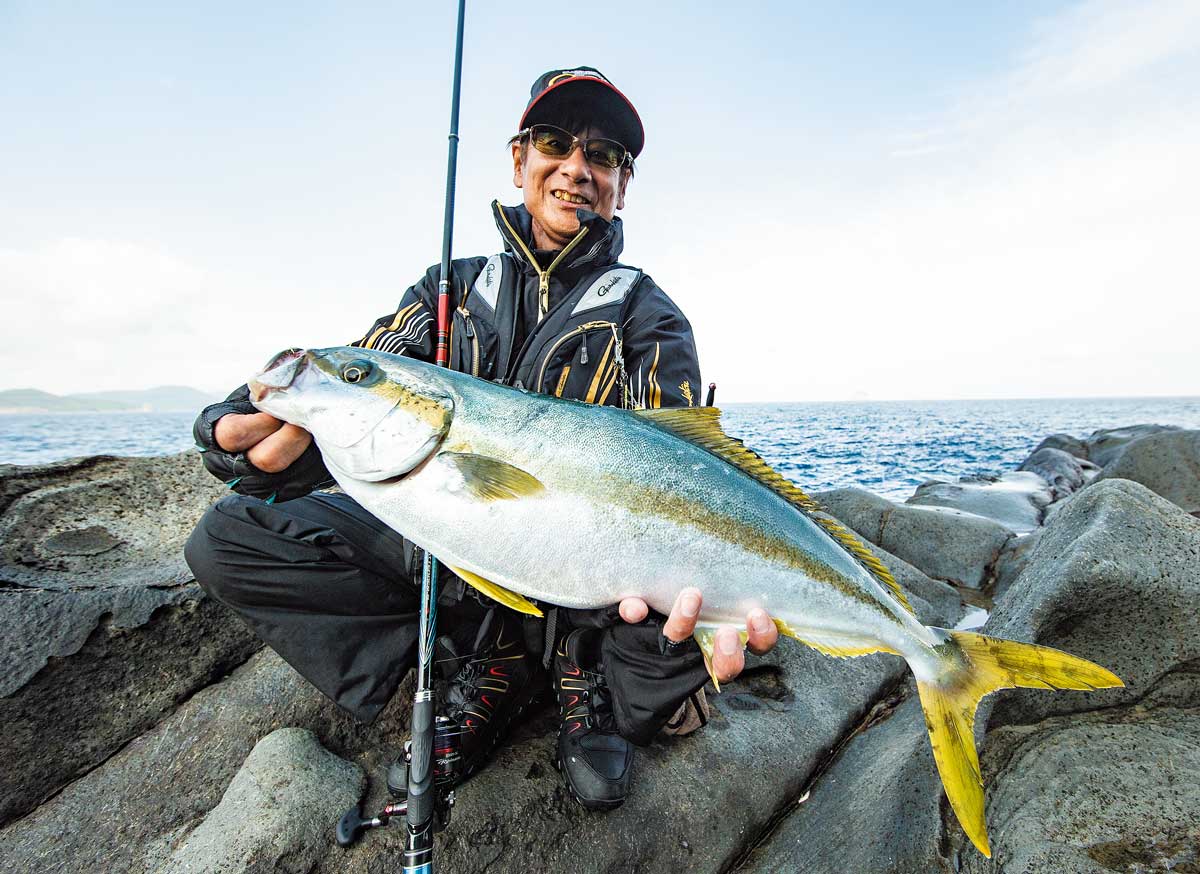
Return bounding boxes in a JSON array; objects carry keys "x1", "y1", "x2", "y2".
[{"x1": 3, "y1": 397, "x2": 1200, "y2": 502}]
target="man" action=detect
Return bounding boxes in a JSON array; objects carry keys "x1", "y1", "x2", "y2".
[{"x1": 185, "y1": 67, "x2": 778, "y2": 810}]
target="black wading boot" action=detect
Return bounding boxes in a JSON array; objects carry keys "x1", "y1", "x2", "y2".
[
  {"x1": 553, "y1": 628, "x2": 634, "y2": 810},
  {"x1": 389, "y1": 608, "x2": 543, "y2": 797}
]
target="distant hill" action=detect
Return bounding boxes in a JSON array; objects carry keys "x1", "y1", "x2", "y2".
[
  {"x1": 0, "y1": 386, "x2": 221, "y2": 414},
  {"x1": 69, "y1": 386, "x2": 221, "y2": 412}
]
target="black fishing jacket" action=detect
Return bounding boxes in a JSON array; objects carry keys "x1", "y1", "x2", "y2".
[{"x1": 195, "y1": 201, "x2": 702, "y2": 500}]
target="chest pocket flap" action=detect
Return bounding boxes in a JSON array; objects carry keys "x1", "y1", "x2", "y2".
[{"x1": 570, "y1": 267, "x2": 641, "y2": 317}]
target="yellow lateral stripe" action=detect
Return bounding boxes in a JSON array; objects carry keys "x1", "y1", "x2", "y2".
[
  {"x1": 555, "y1": 366, "x2": 571, "y2": 397},
  {"x1": 584, "y1": 337, "x2": 615, "y2": 404}
]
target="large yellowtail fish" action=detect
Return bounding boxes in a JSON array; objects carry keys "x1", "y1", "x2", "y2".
[{"x1": 249, "y1": 347, "x2": 1122, "y2": 857}]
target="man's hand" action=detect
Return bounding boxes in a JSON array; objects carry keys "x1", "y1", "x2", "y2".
[
  {"x1": 618, "y1": 587, "x2": 779, "y2": 683},
  {"x1": 214, "y1": 412, "x2": 313, "y2": 473}
]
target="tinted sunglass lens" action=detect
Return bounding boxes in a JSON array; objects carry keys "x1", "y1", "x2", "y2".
[
  {"x1": 586, "y1": 141, "x2": 626, "y2": 169},
  {"x1": 532, "y1": 127, "x2": 572, "y2": 156}
]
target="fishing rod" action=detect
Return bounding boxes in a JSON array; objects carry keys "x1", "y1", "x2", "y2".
[
  {"x1": 337, "y1": 2, "x2": 466, "y2": 865},
  {"x1": 405, "y1": 0, "x2": 467, "y2": 866}
]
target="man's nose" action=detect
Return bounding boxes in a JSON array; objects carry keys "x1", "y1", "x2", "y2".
[{"x1": 558, "y1": 143, "x2": 592, "y2": 181}]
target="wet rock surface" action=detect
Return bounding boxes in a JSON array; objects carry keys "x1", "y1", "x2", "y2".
[
  {"x1": 0, "y1": 454, "x2": 261, "y2": 827},
  {"x1": 906, "y1": 471, "x2": 1051, "y2": 534},
  {"x1": 3, "y1": 424, "x2": 1196, "y2": 873}
]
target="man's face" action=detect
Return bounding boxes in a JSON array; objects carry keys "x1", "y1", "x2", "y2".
[{"x1": 512, "y1": 125, "x2": 631, "y2": 251}]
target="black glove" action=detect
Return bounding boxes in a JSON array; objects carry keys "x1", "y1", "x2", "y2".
[
  {"x1": 561, "y1": 606, "x2": 709, "y2": 746},
  {"x1": 193, "y1": 386, "x2": 334, "y2": 502}
]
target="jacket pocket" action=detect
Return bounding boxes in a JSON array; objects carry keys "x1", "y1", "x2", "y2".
[
  {"x1": 452, "y1": 306, "x2": 497, "y2": 380},
  {"x1": 536, "y1": 321, "x2": 623, "y2": 405}
]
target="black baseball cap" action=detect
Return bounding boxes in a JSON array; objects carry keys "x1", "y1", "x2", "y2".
[{"x1": 519, "y1": 66, "x2": 645, "y2": 158}]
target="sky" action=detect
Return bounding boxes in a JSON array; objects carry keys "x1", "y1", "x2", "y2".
[{"x1": 1, "y1": 0, "x2": 1197, "y2": 401}]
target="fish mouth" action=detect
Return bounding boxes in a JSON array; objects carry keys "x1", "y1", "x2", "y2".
[{"x1": 250, "y1": 348, "x2": 307, "y2": 401}]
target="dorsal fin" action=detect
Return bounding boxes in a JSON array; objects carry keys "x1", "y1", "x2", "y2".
[{"x1": 634, "y1": 407, "x2": 916, "y2": 615}]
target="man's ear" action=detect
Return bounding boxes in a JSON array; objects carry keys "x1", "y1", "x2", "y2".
[
  {"x1": 511, "y1": 142, "x2": 524, "y2": 189},
  {"x1": 616, "y1": 169, "x2": 630, "y2": 210}
]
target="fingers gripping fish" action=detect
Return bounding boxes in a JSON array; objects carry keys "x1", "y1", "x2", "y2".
[{"x1": 249, "y1": 346, "x2": 1123, "y2": 858}]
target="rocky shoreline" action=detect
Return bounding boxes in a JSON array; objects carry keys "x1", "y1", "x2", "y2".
[{"x1": 1, "y1": 424, "x2": 1197, "y2": 873}]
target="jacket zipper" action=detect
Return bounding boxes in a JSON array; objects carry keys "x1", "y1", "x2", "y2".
[
  {"x1": 452, "y1": 283, "x2": 479, "y2": 378},
  {"x1": 496, "y1": 207, "x2": 590, "y2": 321},
  {"x1": 535, "y1": 320, "x2": 615, "y2": 390}
]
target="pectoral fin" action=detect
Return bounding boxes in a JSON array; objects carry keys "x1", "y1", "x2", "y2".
[
  {"x1": 446, "y1": 564, "x2": 544, "y2": 617},
  {"x1": 441, "y1": 452, "x2": 545, "y2": 501}
]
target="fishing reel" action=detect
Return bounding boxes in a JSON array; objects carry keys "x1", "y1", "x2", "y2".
[{"x1": 336, "y1": 719, "x2": 458, "y2": 848}]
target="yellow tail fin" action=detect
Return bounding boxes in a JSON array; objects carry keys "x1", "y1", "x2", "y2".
[{"x1": 916, "y1": 630, "x2": 1123, "y2": 858}]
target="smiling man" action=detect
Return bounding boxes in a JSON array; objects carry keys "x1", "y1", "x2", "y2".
[{"x1": 186, "y1": 66, "x2": 778, "y2": 811}]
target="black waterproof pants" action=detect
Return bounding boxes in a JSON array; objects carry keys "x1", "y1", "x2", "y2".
[{"x1": 185, "y1": 492, "x2": 709, "y2": 741}]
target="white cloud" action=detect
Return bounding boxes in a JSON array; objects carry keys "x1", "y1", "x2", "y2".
[
  {"x1": 0, "y1": 238, "x2": 371, "y2": 394},
  {"x1": 1016, "y1": 0, "x2": 1200, "y2": 96},
  {"x1": 669, "y1": 0, "x2": 1200, "y2": 401}
]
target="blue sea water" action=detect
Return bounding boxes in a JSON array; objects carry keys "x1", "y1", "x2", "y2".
[{"x1": 3, "y1": 398, "x2": 1200, "y2": 502}]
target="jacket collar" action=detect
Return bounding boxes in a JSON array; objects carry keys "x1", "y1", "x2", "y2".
[{"x1": 491, "y1": 201, "x2": 625, "y2": 278}]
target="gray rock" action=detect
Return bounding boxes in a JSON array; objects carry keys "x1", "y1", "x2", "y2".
[
  {"x1": 1093, "y1": 429, "x2": 1200, "y2": 515},
  {"x1": 816, "y1": 488, "x2": 1014, "y2": 589},
  {"x1": 812, "y1": 487, "x2": 891, "y2": 543},
  {"x1": 986, "y1": 479, "x2": 1200, "y2": 726},
  {"x1": 741, "y1": 687, "x2": 956, "y2": 874},
  {"x1": 1018, "y1": 447, "x2": 1098, "y2": 500},
  {"x1": 960, "y1": 670, "x2": 1200, "y2": 874},
  {"x1": 855, "y1": 537, "x2": 965, "y2": 628},
  {"x1": 0, "y1": 649, "x2": 374, "y2": 874},
  {"x1": 152, "y1": 728, "x2": 363, "y2": 874},
  {"x1": 746, "y1": 478, "x2": 1200, "y2": 872},
  {"x1": 879, "y1": 505, "x2": 1013, "y2": 589},
  {"x1": 907, "y1": 472, "x2": 1051, "y2": 534},
  {"x1": 1029, "y1": 433, "x2": 1088, "y2": 461},
  {"x1": 1084, "y1": 424, "x2": 1180, "y2": 467},
  {"x1": 0, "y1": 453, "x2": 260, "y2": 826},
  {"x1": 990, "y1": 528, "x2": 1042, "y2": 601}
]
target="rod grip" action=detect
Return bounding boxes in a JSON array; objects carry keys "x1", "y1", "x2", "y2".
[{"x1": 406, "y1": 695, "x2": 435, "y2": 828}]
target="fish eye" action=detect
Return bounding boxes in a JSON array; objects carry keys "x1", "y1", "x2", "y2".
[{"x1": 341, "y1": 361, "x2": 373, "y2": 384}]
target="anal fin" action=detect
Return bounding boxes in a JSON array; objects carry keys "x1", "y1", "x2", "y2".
[
  {"x1": 692, "y1": 627, "x2": 749, "y2": 693},
  {"x1": 446, "y1": 564, "x2": 543, "y2": 617},
  {"x1": 774, "y1": 618, "x2": 899, "y2": 659}
]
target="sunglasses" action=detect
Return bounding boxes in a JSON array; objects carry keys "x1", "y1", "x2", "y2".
[{"x1": 517, "y1": 124, "x2": 632, "y2": 170}]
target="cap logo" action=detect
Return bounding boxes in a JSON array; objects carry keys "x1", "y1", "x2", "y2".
[{"x1": 548, "y1": 70, "x2": 608, "y2": 87}]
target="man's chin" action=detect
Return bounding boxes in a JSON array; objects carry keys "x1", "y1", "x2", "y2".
[{"x1": 532, "y1": 215, "x2": 582, "y2": 249}]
